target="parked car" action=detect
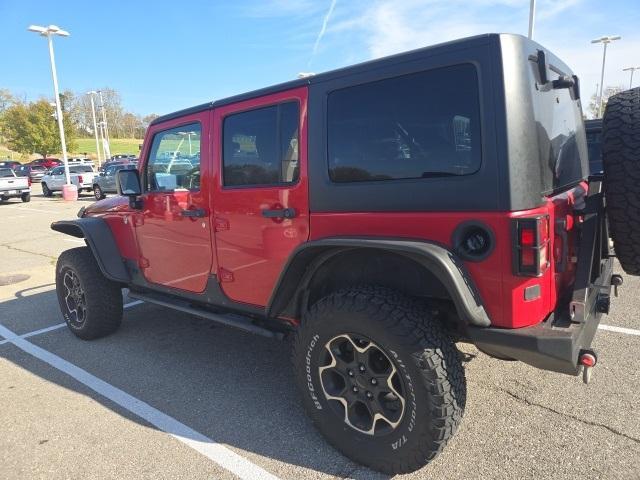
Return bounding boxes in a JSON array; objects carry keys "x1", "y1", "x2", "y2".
[
  {"x1": 29, "y1": 157, "x2": 62, "y2": 169},
  {"x1": 110, "y1": 154, "x2": 136, "y2": 160},
  {"x1": 51, "y1": 34, "x2": 634, "y2": 475},
  {"x1": 585, "y1": 118, "x2": 603, "y2": 174},
  {"x1": 0, "y1": 168, "x2": 30, "y2": 202},
  {"x1": 99, "y1": 157, "x2": 137, "y2": 173},
  {"x1": 41, "y1": 165, "x2": 96, "y2": 197},
  {"x1": 15, "y1": 164, "x2": 47, "y2": 182},
  {"x1": 0, "y1": 160, "x2": 22, "y2": 170},
  {"x1": 68, "y1": 157, "x2": 95, "y2": 168},
  {"x1": 93, "y1": 163, "x2": 137, "y2": 200}
]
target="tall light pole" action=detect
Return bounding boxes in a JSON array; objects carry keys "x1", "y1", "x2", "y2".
[
  {"x1": 592, "y1": 35, "x2": 622, "y2": 117},
  {"x1": 97, "y1": 90, "x2": 111, "y2": 160},
  {"x1": 28, "y1": 24, "x2": 76, "y2": 200},
  {"x1": 623, "y1": 66, "x2": 640, "y2": 89},
  {"x1": 86, "y1": 91, "x2": 102, "y2": 167},
  {"x1": 528, "y1": 0, "x2": 536, "y2": 40}
]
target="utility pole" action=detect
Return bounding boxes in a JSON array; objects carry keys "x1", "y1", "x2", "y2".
[
  {"x1": 528, "y1": 0, "x2": 536, "y2": 40},
  {"x1": 28, "y1": 24, "x2": 76, "y2": 200},
  {"x1": 592, "y1": 35, "x2": 621, "y2": 117},
  {"x1": 97, "y1": 90, "x2": 111, "y2": 160},
  {"x1": 87, "y1": 91, "x2": 102, "y2": 166},
  {"x1": 623, "y1": 66, "x2": 640, "y2": 89}
]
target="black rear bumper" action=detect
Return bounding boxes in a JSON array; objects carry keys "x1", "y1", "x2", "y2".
[
  {"x1": 468, "y1": 177, "x2": 614, "y2": 376},
  {"x1": 468, "y1": 256, "x2": 612, "y2": 375}
]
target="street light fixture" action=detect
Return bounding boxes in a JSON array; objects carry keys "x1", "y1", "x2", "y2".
[
  {"x1": 86, "y1": 91, "x2": 102, "y2": 167},
  {"x1": 623, "y1": 66, "x2": 640, "y2": 89},
  {"x1": 27, "y1": 24, "x2": 76, "y2": 200},
  {"x1": 592, "y1": 35, "x2": 622, "y2": 117}
]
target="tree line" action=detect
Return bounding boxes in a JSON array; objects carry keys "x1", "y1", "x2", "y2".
[{"x1": 0, "y1": 87, "x2": 158, "y2": 158}]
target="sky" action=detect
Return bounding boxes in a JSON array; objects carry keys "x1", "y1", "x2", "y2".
[{"x1": 1, "y1": 0, "x2": 639, "y2": 117}]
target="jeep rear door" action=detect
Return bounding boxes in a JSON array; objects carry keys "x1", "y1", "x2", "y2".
[
  {"x1": 212, "y1": 87, "x2": 309, "y2": 307},
  {"x1": 134, "y1": 111, "x2": 213, "y2": 293}
]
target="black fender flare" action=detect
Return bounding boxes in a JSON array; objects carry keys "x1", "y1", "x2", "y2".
[
  {"x1": 51, "y1": 218, "x2": 130, "y2": 283},
  {"x1": 267, "y1": 238, "x2": 491, "y2": 327}
]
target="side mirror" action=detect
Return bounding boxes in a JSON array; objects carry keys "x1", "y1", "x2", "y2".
[{"x1": 116, "y1": 169, "x2": 143, "y2": 209}]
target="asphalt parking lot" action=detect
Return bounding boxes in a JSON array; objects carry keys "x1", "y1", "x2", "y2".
[{"x1": 1, "y1": 184, "x2": 639, "y2": 480}]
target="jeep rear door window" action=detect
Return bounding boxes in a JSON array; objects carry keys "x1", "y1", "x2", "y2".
[
  {"x1": 146, "y1": 123, "x2": 201, "y2": 191},
  {"x1": 327, "y1": 63, "x2": 481, "y2": 182},
  {"x1": 222, "y1": 101, "x2": 299, "y2": 187}
]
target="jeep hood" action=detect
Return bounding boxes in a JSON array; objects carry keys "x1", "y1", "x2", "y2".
[{"x1": 82, "y1": 196, "x2": 130, "y2": 216}]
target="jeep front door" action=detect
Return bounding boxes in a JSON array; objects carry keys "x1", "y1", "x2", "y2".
[
  {"x1": 213, "y1": 87, "x2": 309, "y2": 307},
  {"x1": 134, "y1": 113, "x2": 213, "y2": 293}
]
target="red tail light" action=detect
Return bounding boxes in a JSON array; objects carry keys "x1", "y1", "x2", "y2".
[
  {"x1": 28, "y1": 177, "x2": 32, "y2": 187},
  {"x1": 77, "y1": 175, "x2": 83, "y2": 183},
  {"x1": 513, "y1": 216, "x2": 550, "y2": 276}
]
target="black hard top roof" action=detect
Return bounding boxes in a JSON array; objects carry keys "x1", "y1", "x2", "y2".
[{"x1": 151, "y1": 33, "x2": 526, "y2": 126}]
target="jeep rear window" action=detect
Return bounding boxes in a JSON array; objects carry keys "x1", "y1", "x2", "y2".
[
  {"x1": 327, "y1": 63, "x2": 481, "y2": 183},
  {"x1": 529, "y1": 61, "x2": 588, "y2": 194}
]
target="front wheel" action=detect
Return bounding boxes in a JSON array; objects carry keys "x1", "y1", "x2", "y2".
[
  {"x1": 42, "y1": 183, "x2": 52, "y2": 197},
  {"x1": 55, "y1": 247, "x2": 123, "y2": 340},
  {"x1": 292, "y1": 286, "x2": 466, "y2": 474},
  {"x1": 93, "y1": 185, "x2": 105, "y2": 200}
]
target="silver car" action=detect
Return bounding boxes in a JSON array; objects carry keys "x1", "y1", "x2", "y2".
[{"x1": 93, "y1": 163, "x2": 137, "y2": 200}]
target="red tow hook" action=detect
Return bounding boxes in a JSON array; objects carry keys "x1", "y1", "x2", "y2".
[{"x1": 579, "y1": 349, "x2": 598, "y2": 384}]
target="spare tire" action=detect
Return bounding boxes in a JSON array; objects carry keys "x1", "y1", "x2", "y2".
[{"x1": 602, "y1": 87, "x2": 640, "y2": 275}]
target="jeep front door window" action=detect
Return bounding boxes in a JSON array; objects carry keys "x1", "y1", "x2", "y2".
[{"x1": 145, "y1": 124, "x2": 201, "y2": 192}]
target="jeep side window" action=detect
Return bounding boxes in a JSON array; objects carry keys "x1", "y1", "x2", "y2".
[
  {"x1": 145, "y1": 123, "x2": 201, "y2": 192},
  {"x1": 327, "y1": 63, "x2": 481, "y2": 182},
  {"x1": 222, "y1": 101, "x2": 299, "y2": 187}
]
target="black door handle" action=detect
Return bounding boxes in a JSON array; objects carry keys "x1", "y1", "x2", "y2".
[
  {"x1": 180, "y1": 208, "x2": 206, "y2": 218},
  {"x1": 261, "y1": 207, "x2": 297, "y2": 219}
]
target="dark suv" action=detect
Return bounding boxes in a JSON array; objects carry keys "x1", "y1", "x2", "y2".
[{"x1": 51, "y1": 34, "x2": 639, "y2": 474}]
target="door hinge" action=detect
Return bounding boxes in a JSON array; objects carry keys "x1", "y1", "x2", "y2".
[{"x1": 218, "y1": 267, "x2": 234, "y2": 282}]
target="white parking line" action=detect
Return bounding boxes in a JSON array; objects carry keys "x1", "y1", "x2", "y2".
[
  {"x1": 0, "y1": 205, "x2": 61, "y2": 214},
  {"x1": 599, "y1": 324, "x2": 640, "y2": 336},
  {"x1": 0, "y1": 313, "x2": 280, "y2": 480},
  {"x1": 0, "y1": 300, "x2": 144, "y2": 346}
]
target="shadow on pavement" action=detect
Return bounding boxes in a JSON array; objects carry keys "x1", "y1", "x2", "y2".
[{"x1": 0, "y1": 288, "x2": 388, "y2": 479}]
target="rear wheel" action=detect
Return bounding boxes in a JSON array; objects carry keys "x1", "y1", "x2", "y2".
[
  {"x1": 42, "y1": 183, "x2": 52, "y2": 197},
  {"x1": 93, "y1": 185, "x2": 105, "y2": 200},
  {"x1": 602, "y1": 87, "x2": 640, "y2": 275},
  {"x1": 55, "y1": 247, "x2": 123, "y2": 340},
  {"x1": 21, "y1": 193, "x2": 30, "y2": 202},
  {"x1": 292, "y1": 286, "x2": 466, "y2": 474}
]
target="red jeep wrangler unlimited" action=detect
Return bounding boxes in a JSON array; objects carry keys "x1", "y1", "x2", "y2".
[{"x1": 52, "y1": 34, "x2": 639, "y2": 474}]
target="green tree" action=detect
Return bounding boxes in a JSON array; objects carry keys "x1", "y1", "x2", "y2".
[
  {"x1": 1, "y1": 99, "x2": 76, "y2": 158},
  {"x1": 588, "y1": 85, "x2": 624, "y2": 118},
  {"x1": 0, "y1": 88, "x2": 16, "y2": 112}
]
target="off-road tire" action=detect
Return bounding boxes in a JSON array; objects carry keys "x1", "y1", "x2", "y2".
[
  {"x1": 41, "y1": 183, "x2": 52, "y2": 197},
  {"x1": 55, "y1": 247, "x2": 123, "y2": 340},
  {"x1": 602, "y1": 87, "x2": 640, "y2": 275},
  {"x1": 94, "y1": 185, "x2": 106, "y2": 200},
  {"x1": 292, "y1": 286, "x2": 466, "y2": 474},
  {"x1": 21, "y1": 192, "x2": 30, "y2": 202}
]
